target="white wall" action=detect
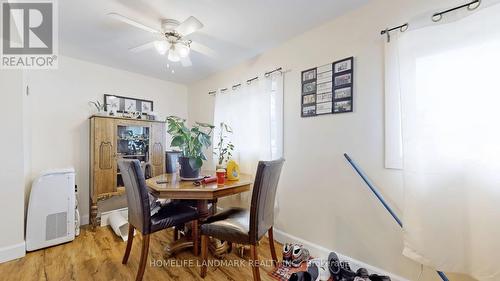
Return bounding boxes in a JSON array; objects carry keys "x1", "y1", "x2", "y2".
[
  {"x1": 0, "y1": 70, "x2": 26, "y2": 262},
  {"x1": 25, "y1": 56, "x2": 188, "y2": 225},
  {"x1": 187, "y1": 0, "x2": 474, "y2": 280}
]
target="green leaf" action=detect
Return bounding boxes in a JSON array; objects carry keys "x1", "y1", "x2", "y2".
[
  {"x1": 193, "y1": 157, "x2": 203, "y2": 169},
  {"x1": 171, "y1": 135, "x2": 185, "y2": 147}
]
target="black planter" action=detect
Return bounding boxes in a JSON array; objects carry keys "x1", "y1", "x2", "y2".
[{"x1": 179, "y1": 156, "x2": 200, "y2": 178}]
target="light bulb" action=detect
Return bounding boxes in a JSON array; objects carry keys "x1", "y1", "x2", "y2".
[
  {"x1": 154, "y1": 41, "x2": 168, "y2": 55},
  {"x1": 176, "y1": 43, "x2": 190, "y2": 58},
  {"x1": 167, "y1": 47, "x2": 180, "y2": 62}
]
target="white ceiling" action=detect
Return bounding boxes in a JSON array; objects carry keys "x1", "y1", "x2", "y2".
[{"x1": 59, "y1": 0, "x2": 368, "y2": 84}]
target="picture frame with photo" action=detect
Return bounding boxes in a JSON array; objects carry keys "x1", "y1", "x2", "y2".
[
  {"x1": 303, "y1": 94, "x2": 316, "y2": 105},
  {"x1": 334, "y1": 57, "x2": 353, "y2": 74},
  {"x1": 334, "y1": 87, "x2": 352, "y2": 99},
  {"x1": 302, "y1": 68, "x2": 317, "y2": 82},
  {"x1": 302, "y1": 81, "x2": 317, "y2": 94},
  {"x1": 334, "y1": 100, "x2": 352, "y2": 113},
  {"x1": 104, "y1": 94, "x2": 154, "y2": 116},
  {"x1": 334, "y1": 73, "x2": 352, "y2": 87},
  {"x1": 300, "y1": 56, "x2": 354, "y2": 117}
]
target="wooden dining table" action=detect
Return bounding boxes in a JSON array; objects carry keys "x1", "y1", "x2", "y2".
[{"x1": 146, "y1": 171, "x2": 253, "y2": 257}]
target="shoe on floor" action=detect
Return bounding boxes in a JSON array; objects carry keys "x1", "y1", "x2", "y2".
[
  {"x1": 288, "y1": 271, "x2": 312, "y2": 281},
  {"x1": 291, "y1": 245, "x2": 310, "y2": 268},
  {"x1": 369, "y1": 274, "x2": 391, "y2": 281},
  {"x1": 283, "y1": 243, "x2": 293, "y2": 267},
  {"x1": 307, "y1": 259, "x2": 330, "y2": 281}
]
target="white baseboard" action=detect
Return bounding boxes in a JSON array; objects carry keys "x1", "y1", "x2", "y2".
[
  {"x1": 100, "y1": 208, "x2": 128, "y2": 227},
  {"x1": 0, "y1": 242, "x2": 26, "y2": 264},
  {"x1": 272, "y1": 228, "x2": 410, "y2": 281}
]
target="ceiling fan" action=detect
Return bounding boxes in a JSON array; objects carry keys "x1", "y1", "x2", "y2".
[{"x1": 108, "y1": 12, "x2": 215, "y2": 67}]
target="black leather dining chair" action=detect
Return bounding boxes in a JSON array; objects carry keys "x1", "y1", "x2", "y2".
[
  {"x1": 199, "y1": 159, "x2": 285, "y2": 281},
  {"x1": 118, "y1": 159, "x2": 200, "y2": 281}
]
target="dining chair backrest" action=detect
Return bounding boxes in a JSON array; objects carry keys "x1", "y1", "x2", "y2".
[
  {"x1": 118, "y1": 159, "x2": 152, "y2": 234},
  {"x1": 165, "y1": 151, "x2": 182, "y2": 174},
  {"x1": 249, "y1": 159, "x2": 285, "y2": 243}
]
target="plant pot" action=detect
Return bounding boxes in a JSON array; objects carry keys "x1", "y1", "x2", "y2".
[{"x1": 179, "y1": 156, "x2": 201, "y2": 178}]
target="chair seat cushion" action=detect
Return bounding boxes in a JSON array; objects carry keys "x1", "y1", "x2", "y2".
[
  {"x1": 150, "y1": 202, "x2": 199, "y2": 234},
  {"x1": 201, "y1": 207, "x2": 250, "y2": 244}
]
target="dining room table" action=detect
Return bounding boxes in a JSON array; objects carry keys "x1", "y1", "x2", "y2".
[{"x1": 146, "y1": 171, "x2": 253, "y2": 257}]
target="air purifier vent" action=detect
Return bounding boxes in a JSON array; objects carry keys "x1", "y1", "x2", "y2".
[{"x1": 46, "y1": 212, "x2": 68, "y2": 241}]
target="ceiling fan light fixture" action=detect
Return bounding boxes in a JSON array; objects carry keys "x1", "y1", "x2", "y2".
[
  {"x1": 176, "y1": 43, "x2": 190, "y2": 58},
  {"x1": 167, "y1": 47, "x2": 180, "y2": 62},
  {"x1": 154, "y1": 40, "x2": 169, "y2": 55}
]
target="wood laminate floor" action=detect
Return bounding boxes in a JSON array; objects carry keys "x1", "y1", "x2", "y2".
[{"x1": 0, "y1": 226, "x2": 282, "y2": 281}]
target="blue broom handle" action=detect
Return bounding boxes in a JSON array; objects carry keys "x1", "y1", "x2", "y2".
[{"x1": 343, "y1": 153, "x2": 449, "y2": 281}]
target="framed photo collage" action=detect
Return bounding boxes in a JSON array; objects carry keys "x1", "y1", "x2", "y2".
[{"x1": 301, "y1": 57, "x2": 354, "y2": 117}]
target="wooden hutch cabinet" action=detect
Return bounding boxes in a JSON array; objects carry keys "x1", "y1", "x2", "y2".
[{"x1": 89, "y1": 115, "x2": 166, "y2": 226}]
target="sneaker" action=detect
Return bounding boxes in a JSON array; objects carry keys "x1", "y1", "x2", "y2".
[
  {"x1": 369, "y1": 274, "x2": 391, "y2": 281},
  {"x1": 283, "y1": 243, "x2": 293, "y2": 267},
  {"x1": 355, "y1": 268, "x2": 369, "y2": 281},
  {"x1": 307, "y1": 259, "x2": 331, "y2": 281},
  {"x1": 291, "y1": 245, "x2": 310, "y2": 268}
]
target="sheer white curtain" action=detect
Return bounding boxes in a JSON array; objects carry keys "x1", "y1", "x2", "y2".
[
  {"x1": 385, "y1": 1, "x2": 500, "y2": 280},
  {"x1": 213, "y1": 74, "x2": 283, "y2": 175}
]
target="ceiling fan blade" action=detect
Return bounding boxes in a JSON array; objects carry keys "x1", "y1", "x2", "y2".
[
  {"x1": 107, "y1": 12, "x2": 159, "y2": 34},
  {"x1": 180, "y1": 56, "x2": 192, "y2": 67},
  {"x1": 129, "y1": 41, "x2": 156, "y2": 53},
  {"x1": 175, "y1": 16, "x2": 203, "y2": 36},
  {"x1": 190, "y1": 41, "x2": 216, "y2": 58}
]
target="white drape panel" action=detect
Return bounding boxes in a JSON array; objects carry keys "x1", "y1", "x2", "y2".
[
  {"x1": 213, "y1": 74, "x2": 284, "y2": 175},
  {"x1": 385, "y1": 2, "x2": 500, "y2": 280}
]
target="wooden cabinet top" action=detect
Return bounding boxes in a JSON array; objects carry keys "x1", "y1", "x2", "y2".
[{"x1": 89, "y1": 115, "x2": 166, "y2": 123}]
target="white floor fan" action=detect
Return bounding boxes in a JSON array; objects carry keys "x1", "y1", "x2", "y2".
[{"x1": 108, "y1": 12, "x2": 216, "y2": 67}]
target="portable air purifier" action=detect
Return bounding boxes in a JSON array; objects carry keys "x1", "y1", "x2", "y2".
[{"x1": 26, "y1": 168, "x2": 76, "y2": 251}]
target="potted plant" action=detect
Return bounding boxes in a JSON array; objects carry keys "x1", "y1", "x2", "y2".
[
  {"x1": 213, "y1": 122, "x2": 235, "y2": 169},
  {"x1": 89, "y1": 100, "x2": 108, "y2": 116},
  {"x1": 166, "y1": 116, "x2": 214, "y2": 178}
]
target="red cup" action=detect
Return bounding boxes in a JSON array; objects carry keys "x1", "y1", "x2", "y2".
[{"x1": 216, "y1": 169, "x2": 226, "y2": 185}]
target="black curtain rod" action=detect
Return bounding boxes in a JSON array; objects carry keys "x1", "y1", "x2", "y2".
[
  {"x1": 246, "y1": 76, "x2": 259, "y2": 84},
  {"x1": 209, "y1": 66, "x2": 283, "y2": 95},
  {"x1": 265, "y1": 67, "x2": 283, "y2": 77},
  {"x1": 380, "y1": 0, "x2": 481, "y2": 37}
]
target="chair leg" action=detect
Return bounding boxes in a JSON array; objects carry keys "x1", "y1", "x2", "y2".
[
  {"x1": 268, "y1": 227, "x2": 278, "y2": 267},
  {"x1": 122, "y1": 224, "x2": 134, "y2": 264},
  {"x1": 192, "y1": 220, "x2": 199, "y2": 256},
  {"x1": 200, "y1": 235, "x2": 209, "y2": 278},
  {"x1": 250, "y1": 245, "x2": 261, "y2": 281},
  {"x1": 136, "y1": 234, "x2": 150, "y2": 281}
]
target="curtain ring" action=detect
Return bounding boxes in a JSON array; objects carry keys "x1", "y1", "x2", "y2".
[
  {"x1": 468, "y1": 0, "x2": 481, "y2": 11},
  {"x1": 431, "y1": 13, "x2": 442, "y2": 22},
  {"x1": 400, "y1": 24, "x2": 409, "y2": 32}
]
